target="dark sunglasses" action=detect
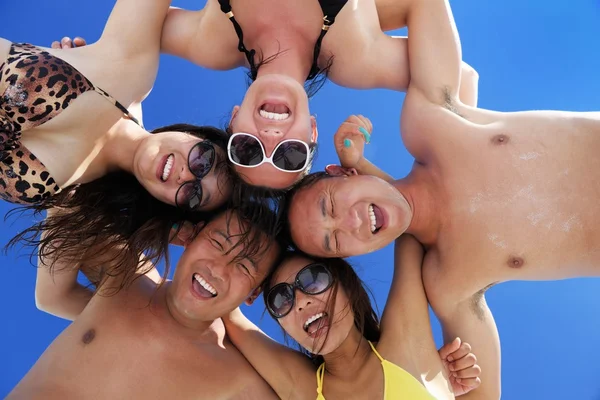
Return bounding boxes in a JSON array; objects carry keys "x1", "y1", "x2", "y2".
[
  {"x1": 266, "y1": 263, "x2": 333, "y2": 319},
  {"x1": 227, "y1": 132, "x2": 310, "y2": 173},
  {"x1": 175, "y1": 141, "x2": 216, "y2": 211}
]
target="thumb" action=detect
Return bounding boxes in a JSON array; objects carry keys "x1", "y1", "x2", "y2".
[{"x1": 439, "y1": 337, "x2": 462, "y2": 361}]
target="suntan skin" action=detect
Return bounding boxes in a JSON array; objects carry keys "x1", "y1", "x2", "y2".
[
  {"x1": 8, "y1": 211, "x2": 280, "y2": 400},
  {"x1": 159, "y1": 0, "x2": 478, "y2": 189},
  {"x1": 286, "y1": 1, "x2": 600, "y2": 399},
  {"x1": 0, "y1": 0, "x2": 230, "y2": 210},
  {"x1": 223, "y1": 236, "x2": 481, "y2": 399}
]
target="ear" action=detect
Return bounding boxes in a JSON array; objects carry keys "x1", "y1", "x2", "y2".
[
  {"x1": 244, "y1": 286, "x2": 263, "y2": 306},
  {"x1": 229, "y1": 106, "x2": 241, "y2": 127},
  {"x1": 325, "y1": 164, "x2": 358, "y2": 177},
  {"x1": 310, "y1": 116, "x2": 319, "y2": 143}
]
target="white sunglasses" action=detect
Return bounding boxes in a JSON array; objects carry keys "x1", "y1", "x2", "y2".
[{"x1": 227, "y1": 132, "x2": 311, "y2": 173}]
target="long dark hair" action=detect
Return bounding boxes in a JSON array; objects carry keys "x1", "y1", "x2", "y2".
[
  {"x1": 5, "y1": 124, "x2": 230, "y2": 293},
  {"x1": 263, "y1": 251, "x2": 380, "y2": 366}
]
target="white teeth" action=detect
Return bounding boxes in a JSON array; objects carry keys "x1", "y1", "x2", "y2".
[
  {"x1": 368, "y1": 205, "x2": 377, "y2": 233},
  {"x1": 194, "y1": 274, "x2": 217, "y2": 296},
  {"x1": 162, "y1": 154, "x2": 174, "y2": 182},
  {"x1": 304, "y1": 312, "x2": 326, "y2": 331},
  {"x1": 259, "y1": 109, "x2": 289, "y2": 120}
]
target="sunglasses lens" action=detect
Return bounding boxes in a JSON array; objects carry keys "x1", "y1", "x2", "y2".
[
  {"x1": 273, "y1": 141, "x2": 308, "y2": 171},
  {"x1": 176, "y1": 181, "x2": 202, "y2": 211},
  {"x1": 230, "y1": 135, "x2": 264, "y2": 166},
  {"x1": 297, "y1": 264, "x2": 331, "y2": 294},
  {"x1": 268, "y1": 285, "x2": 295, "y2": 317},
  {"x1": 189, "y1": 142, "x2": 215, "y2": 178}
]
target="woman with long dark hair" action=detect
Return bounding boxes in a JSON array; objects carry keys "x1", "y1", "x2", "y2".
[
  {"x1": 1, "y1": 1, "x2": 233, "y2": 288},
  {"x1": 223, "y1": 236, "x2": 483, "y2": 399}
]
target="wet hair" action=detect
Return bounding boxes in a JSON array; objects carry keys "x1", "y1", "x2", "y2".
[
  {"x1": 5, "y1": 124, "x2": 231, "y2": 293},
  {"x1": 262, "y1": 251, "x2": 380, "y2": 366}
]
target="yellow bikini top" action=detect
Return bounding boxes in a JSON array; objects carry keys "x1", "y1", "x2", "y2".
[{"x1": 315, "y1": 341, "x2": 436, "y2": 399}]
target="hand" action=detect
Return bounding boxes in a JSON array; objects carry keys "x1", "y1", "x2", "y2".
[
  {"x1": 51, "y1": 36, "x2": 87, "y2": 49},
  {"x1": 333, "y1": 115, "x2": 373, "y2": 169},
  {"x1": 438, "y1": 337, "x2": 482, "y2": 396},
  {"x1": 169, "y1": 221, "x2": 205, "y2": 247}
]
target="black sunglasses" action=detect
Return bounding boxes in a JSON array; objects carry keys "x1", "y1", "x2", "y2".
[
  {"x1": 227, "y1": 132, "x2": 310, "y2": 172},
  {"x1": 175, "y1": 141, "x2": 216, "y2": 211},
  {"x1": 266, "y1": 263, "x2": 333, "y2": 319}
]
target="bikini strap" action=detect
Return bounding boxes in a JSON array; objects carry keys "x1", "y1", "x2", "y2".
[
  {"x1": 368, "y1": 341, "x2": 385, "y2": 363},
  {"x1": 316, "y1": 362, "x2": 326, "y2": 395},
  {"x1": 218, "y1": 0, "x2": 258, "y2": 78},
  {"x1": 93, "y1": 87, "x2": 143, "y2": 128},
  {"x1": 307, "y1": 0, "x2": 347, "y2": 79}
]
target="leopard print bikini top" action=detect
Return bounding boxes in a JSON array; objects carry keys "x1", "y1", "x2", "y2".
[{"x1": 0, "y1": 43, "x2": 141, "y2": 205}]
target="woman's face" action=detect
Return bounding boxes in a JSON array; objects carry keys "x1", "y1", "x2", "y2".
[
  {"x1": 269, "y1": 256, "x2": 355, "y2": 355},
  {"x1": 229, "y1": 74, "x2": 318, "y2": 189},
  {"x1": 133, "y1": 131, "x2": 232, "y2": 211}
]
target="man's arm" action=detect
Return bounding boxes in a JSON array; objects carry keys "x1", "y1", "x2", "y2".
[
  {"x1": 35, "y1": 208, "x2": 162, "y2": 321},
  {"x1": 431, "y1": 292, "x2": 502, "y2": 400},
  {"x1": 377, "y1": 236, "x2": 454, "y2": 399}
]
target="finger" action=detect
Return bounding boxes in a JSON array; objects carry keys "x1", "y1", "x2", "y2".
[
  {"x1": 169, "y1": 221, "x2": 196, "y2": 246},
  {"x1": 449, "y1": 352, "x2": 477, "y2": 372},
  {"x1": 455, "y1": 377, "x2": 481, "y2": 389},
  {"x1": 61, "y1": 37, "x2": 73, "y2": 49},
  {"x1": 447, "y1": 342, "x2": 472, "y2": 365},
  {"x1": 452, "y1": 365, "x2": 482, "y2": 379},
  {"x1": 51, "y1": 41, "x2": 61, "y2": 49},
  {"x1": 439, "y1": 337, "x2": 461, "y2": 361},
  {"x1": 341, "y1": 130, "x2": 368, "y2": 149},
  {"x1": 73, "y1": 37, "x2": 87, "y2": 47}
]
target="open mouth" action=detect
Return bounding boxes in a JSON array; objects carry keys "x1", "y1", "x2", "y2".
[
  {"x1": 303, "y1": 312, "x2": 329, "y2": 338},
  {"x1": 160, "y1": 154, "x2": 174, "y2": 182},
  {"x1": 192, "y1": 273, "x2": 217, "y2": 298},
  {"x1": 259, "y1": 103, "x2": 290, "y2": 121},
  {"x1": 368, "y1": 204, "x2": 384, "y2": 234}
]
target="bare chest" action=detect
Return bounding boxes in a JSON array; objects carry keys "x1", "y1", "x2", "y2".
[
  {"x1": 13, "y1": 297, "x2": 268, "y2": 399},
  {"x1": 427, "y1": 112, "x2": 600, "y2": 295}
]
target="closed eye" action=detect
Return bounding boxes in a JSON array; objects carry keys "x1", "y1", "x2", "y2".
[{"x1": 210, "y1": 238, "x2": 223, "y2": 251}]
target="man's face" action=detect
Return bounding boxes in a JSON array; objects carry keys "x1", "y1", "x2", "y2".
[
  {"x1": 167, "y1": 211, "x2": 279, "y2": 324},
  {"x1": 288, "y1": 174, "x2": 412, "y2": 257}
]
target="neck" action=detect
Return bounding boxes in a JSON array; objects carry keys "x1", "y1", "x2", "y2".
[
  {"x1": 101, "y1": 120, "x2": 147, "y2": 174},
  {"x1": 249, "y1": 28, "x2": 315, "y2": 84},
  {"x1": 162, "y1": 282, "x2": 220, "y2": 335},
  {"x1": 393, "y1": 168, "x2": 441, "y2": 246},
  {"x1": 321, "y1": 328, "x2": 372, "y2": 379}
]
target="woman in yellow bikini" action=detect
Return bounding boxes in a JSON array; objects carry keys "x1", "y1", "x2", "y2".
[{"x1": 225, "y1": 235, "x2": 482, "y2": 399}]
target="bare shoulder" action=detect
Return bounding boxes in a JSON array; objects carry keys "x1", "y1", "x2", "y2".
[{"x1": 0, "y1": 38, "x2": 12, "y2": 63}]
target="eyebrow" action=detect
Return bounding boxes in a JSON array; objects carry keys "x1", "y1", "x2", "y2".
[{"x1": 319, "y1": 195, "x2": 332, "y2": 253}]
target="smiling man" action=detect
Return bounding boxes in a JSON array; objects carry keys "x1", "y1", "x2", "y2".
[
  {"x1": 284, "y1": 0, "x2": 600, "y2": 399},
  {"x1": 8, "y1": 208, "x2": 282, "y2": 400}
]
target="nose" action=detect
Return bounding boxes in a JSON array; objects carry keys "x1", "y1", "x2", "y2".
[
  {"x1": 204, "y1": 259, "x2": 227, "y2": 282},
  {"x1": 339, "y1": 208, "x2": 361, "y2": 234},
  {"x1": 177, "y1": 164, "x2": 196, "y2": 184},
  {"x1": 295, "y1": 290, "x2": 312, "y2": 312},
  {"x1": 257, "y1": 129, "x2": 284, "y2": 157}
]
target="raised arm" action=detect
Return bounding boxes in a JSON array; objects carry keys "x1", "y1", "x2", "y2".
[
  {"x1": 160, "y1": 6, "x2": 244, "y2": 70},
  {"x1": 223, "y1": 308, "x2": 316, "y2": 400},
  {"x1": 429, "y1": 290, "x2": 502, "y2": 400},
  {"x1": 35, "y1": 208, "x2": 162, "y2": 321},
  {"x1": 376, "y1": 235, "x2": 454, "y2": 399}
]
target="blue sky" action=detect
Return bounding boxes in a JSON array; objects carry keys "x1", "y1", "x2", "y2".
[{"x1": 1, "y1": 1, "x2": 600, "y2": 398}]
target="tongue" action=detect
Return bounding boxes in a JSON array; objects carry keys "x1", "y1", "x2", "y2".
[
  {"x1": 262, "y1": 103, "x2": 289, "y2": 114},
  {"x1": 192, "y1": 279, "x2": 214, "y2": 298},
  {"x1": 372, "y1": 205, "x2": 384, "y2": 229},
  {"x1": 307, "y1": 317, "x2": 326, "y2": 335}
]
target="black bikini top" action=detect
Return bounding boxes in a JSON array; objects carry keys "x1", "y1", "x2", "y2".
[{"x1": 218, "y1": 0, "x2": 347, "y2": 80}]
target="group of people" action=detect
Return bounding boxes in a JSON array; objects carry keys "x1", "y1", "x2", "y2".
[{"x1": 3, "y1": 0, "x2": 598, "y2": 399}]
